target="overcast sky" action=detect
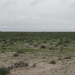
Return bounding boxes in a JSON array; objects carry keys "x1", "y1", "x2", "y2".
[{"x1": 0, "y1": 0, "x2": 75, "y2": 31}]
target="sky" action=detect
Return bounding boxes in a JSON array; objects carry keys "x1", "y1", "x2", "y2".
[{"x1": 0, "y1": 0, "x2": 75, "y2": 31}]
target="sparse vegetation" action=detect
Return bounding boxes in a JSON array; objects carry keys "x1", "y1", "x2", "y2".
[
  {"x1": 10, "y1": 61, "x2": 29, "y2": 69},
  {"x1": 33, "y1": 63, "x2": 37, "y2": 67},
  {"x1": 49, "y1": 60, "x2": 56, "y2": 64},
  {"x1": 17, "y1": 49, "x2": 24, "y2": 54},
  {"x1": 33, "y1": 43, "x2": 38, "y2": 47},
  {"x1": 0, "y1": 32, "x2": 75, "y2": 75},
  {"x1": 13, "y1": 53, "x2": 19, "y2": 57},
  {"x1": 41, "y1": 45, "x2": 46, "y2": 48},
  {"x1": 0, "y1": 66, "x2": 10, "y2": 75}
]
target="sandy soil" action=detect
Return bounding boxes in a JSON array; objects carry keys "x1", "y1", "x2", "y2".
[{"x1": 0, "y1": 52, "x2": 75, "y2": 75}]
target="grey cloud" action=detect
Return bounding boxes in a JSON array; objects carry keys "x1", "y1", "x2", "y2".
[
  {"x1": 68, "y1": 23, "x2": 74, "y2": 26},
  {"x1": 29, "y1": 0, "x2": 42, "y2": 7},
  {"x1": 69, "y1": 2, "x2": 75, "y2": 8},
  {"x1": 0, "y1": 0, "x2": 75, "y2": 31},
  {"x1": 2, "y1": 0, "x2": 27, "y2": 8},
  {"x1": 61, "y1": 0, "x2": 75, "y2": 8},
  {"x1": 61, "y1": 0, "x2": 68, "y2": 5},
  {"x1": 2, "y1": 0, "x2": 16, "y2": 7}
]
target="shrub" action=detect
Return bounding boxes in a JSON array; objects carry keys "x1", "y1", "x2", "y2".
[
  {"x1": 49, "y1": 60, "x2": 56, "y2": 64},
  {"x1": 17, "y1": 49, "x2": 24, "y2": 54},
  {"x1": 9, "y1": 41, "x2": 14, "y2": 45},
  {"x1": 29, "y1": 42, "x2": 33, "y2": 45},
  {"x1": 55, "y1": 43, "x2": 59, "y2": 47},
  {"x1": 8, "y1": 65, "x2": 13, "y2": 70},
  {"x1": 41, "y1": 45, "x2": 46, "y2": 48},
  {"x1": 64, "y1": 39, "x2": 70, "y2": 43},
  {"x1": 0, "y1": 66, "x2": 10, "y2": 75},
  {"x1": 33, "y1": 63, "x2": 37, "y2": 67},
  {"x1": 14, "y1": 61, "x2": 29, "y2": 68},
  {"x1": 24, "y1": 62, "x2": 29, "y2": 66},
  {"x1": 64, "y1": 56, "x2": 72, "y2": 59},
  {"x1": 49, "y1": 47, "x2": 54, "y2": 50},
  {"x1": 13, "y1": 53, "x2": 19, "y2": 57},
  {"x1": 33, "y1": 43, "x2": 38, "y2": 47},
  {"x1": 37, "y1": 42, "x2": 41, "y2": 45},
  {"x1": 14, "y1": 61, "x2": 24, "y2": 68},
  {"x1": 50, "y1": 42, "x2": 53, "y2": 45},
  {"x1": 43, "y1": 41, "x2": 47, "y2": 43},
  {"x1": 26, "y1": 39, "x2": 33, "y2": 43}
]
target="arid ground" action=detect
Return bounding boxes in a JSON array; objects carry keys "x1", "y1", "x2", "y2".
[{"x1": 0, "y1": 32, "x2": 75, "y2": 75}]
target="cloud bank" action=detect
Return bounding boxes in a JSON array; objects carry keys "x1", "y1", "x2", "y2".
[{"x1": 0, "y1": 0, "x2": 75, "y2": 31}]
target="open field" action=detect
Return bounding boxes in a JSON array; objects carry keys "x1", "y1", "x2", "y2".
[{"x1": 0, "y1": 32, "x2": 75, "y2": 75}]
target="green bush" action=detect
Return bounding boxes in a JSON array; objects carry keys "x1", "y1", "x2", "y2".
[
  {"x1": 43, "y1": 41, "x2": 47, "y2": 43},
  {"x1": 49, "y1": 47, "x2": 54, "y2": 50},
  {"x1": 14, "y1": 61, "x2": 29, "y2": 68},
  {"x1": 13, "y1": 53, "x2": 19, "y2": 57},
  {"x1": 64, "y1": 56, "x2": 71, "y2": 59},
  {"x1": 0, "y1": 66, "x2": 10, "y2": 75},
  {"x1": 33, "y1": 43, "x2": 38, "y2": 47},
  {"x1": 41, "y1": 45, "x2": 46, "y2": 48},
  {"x1": 29, "y1": 42, "x2": 33, "y2": 45},
  {"x1": 49, "y1": 60, "x2": 56, "y2": 64},
  {"x1": 17, "y1": 49, "x2": 24, "y2": 54},
  {"x1": 50, "y1": 42, "x2": 53, "y2": 45}
]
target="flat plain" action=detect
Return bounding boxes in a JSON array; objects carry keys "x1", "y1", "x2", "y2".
[{"x1": 0, "y1": 32, "x2": 75, "y2": 75}]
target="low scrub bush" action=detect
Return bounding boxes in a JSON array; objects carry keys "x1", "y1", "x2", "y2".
[
  {"x1": 50, "y1": 42, "x2": 53, "y2": 45},
  {"x1": 13, "y1": 53, "x2": 19, "y2": 57},
  {"x1": 0, "y1": 66, "x2": 10, "y2": 75},
  {"x1": 33, "y1": 43, "x2": 38, "y2": 47},
  {"x1": 43, "y1": 41, "x2": 47, "y2": 43},
  {"x1": 17, "y1": 49, "x2": 24, "y2": 54},
  {"x1": 49, "y1": 47, "x2": 55, "y2": 50},
  {"x1": 64, "y1": 56, "x2": 72, "y2": 59},
  {"x1": 41, "y1": 45, "x2": 46, "y2": 48},
  {"x1": 29, "y1": 42, "x2": 33, "y2": 45},
  {"x1": 33, "y1": 63, "x2": 37, "y2": 67},
  {"x1": 49, "y1": 60, "x2": 56, "y2": 64},
  {"x1": 14, "y1": 61, "x2": 29, "y2": 68}
]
